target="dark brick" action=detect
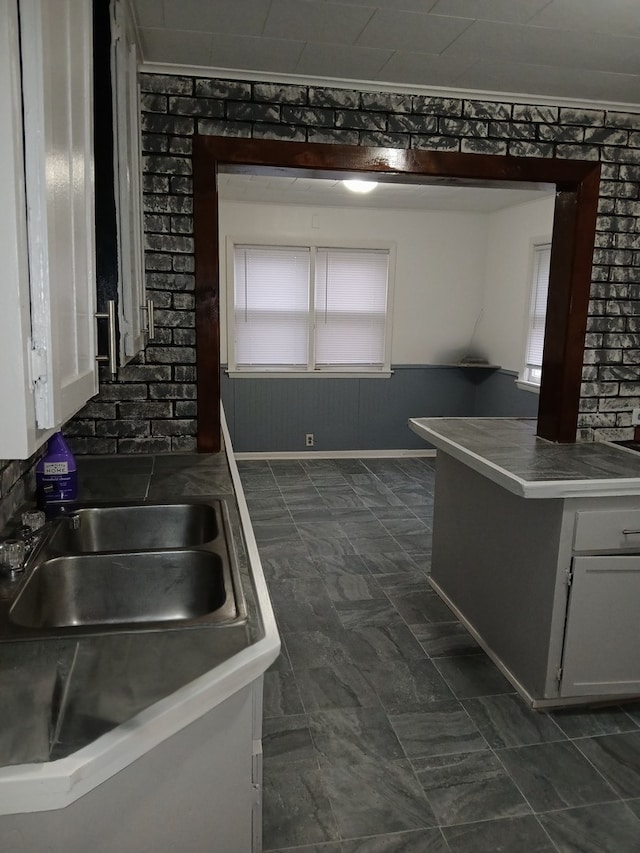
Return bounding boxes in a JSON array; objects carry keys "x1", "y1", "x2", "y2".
[
  {"x1": 599, "y1": 180, "x2": 638, "y2": 199},
  {"x1": 96, "y1": 420, "x2": 151, "y2": 438},
  {"x1": 63, "y1": 419, "x2": 95, "y2": 437},
  {"x1": 170, "y1": 176, "x2": 193, "y2": 195},
  {"x1": 411, "y1": 135, "x2": 459, "y2": 151},
  {"x1": 145, "y1": 346, "x2": 196, "y2": 364},
  {"x1": 606, "y1": 111, "x2": 640, "y2": 130},
  {"x1": 584, "y1": 127, "x2": 629, "y2": 146},
  {"x1": 140, "y1": 93, "x2": 168, "y2": 113},
  {"x1": 171, "y1": 436, "x2": 198, "y2": 451},
  {"x1": 603, "y1": 147, "x2": 640, "y2": 164},
  {"x1": 144, "y1": 213, "x2": 170, "y2": 233},
  {"x1": 144, "y1": 155, "x2": 192, "y2": 176},
  {"x1": 307, "y1": 128, "x2": 359, "y2": 145},
  {"x1": 145, "y1": 235, "x2": 194, "y2": 253},
  {"x1": 69, "y1": 438, "x2": 118, "y2": 455},
  {"x1": 143, "y1": 175, "x2": 169, "y2": 193},
  {"x1": 174, "y1": 366, "x2": 197, "y2": 382},
  {"x1": 140, "y1": 75, "x2": 193, "y2": 96},
  {"x1": 461, "y1": 138, "x2": 508, "y2": 155},
  {"x1": 488, "y1": 121, "x2": 536, "y2": 139},
  {"x1": 117, "y1": 364, "x2": 172, "y2": 382},
  {"x1": 586, "y1": 317, "x2": 625, "y2": 332},
  {"x1": 173, "y1": 293, "x2": 195, "y2": 310},
  {"x1": 171, "y1": 215, "x2": 193, "y2": 234},
  {"x1": 173, "y1": 328, "x2": 196, "y2": 345},
  {"x1": 146, "y1": 272, "x2": 194, "y2": 291},
  {"x1": 144, "y1": 291, "x2": 172, "y2": 309},
  {"x1": 144, "y1": 195, "x2": 193, "y2": 214},
  {"x1": 615, "y1": 199, "x2": 640, "y2": 215},
  {"x1": 168, "y1": 97, "x2": 224, "y2": 118},
  {"x1": 580, "y1": 381, "x2": 619, "y2": 396},
  {"x1": 154, "y1": 309, "x2": 194, "y2": 328},
  {"x1": 282, "y1": 107, "x2": 334, "y2": 127},
  {"x1": 539, "y1": 125, "x2": 583, "y2": 142},
  {"x1": 195, "y1": 78, "x2": 251, "y2": 100},
  {"x1": 335, "y1": 110, "x2": 386, "y2": 131},
  {"x1": 464, "y1": 100, "x2": 511, "y2": 120},
  {"x1": 141, "y1": 133, "x2": 169, "y2": 153},
  {"x1": 141, "y1": 114, "x2": 195, "y2": 136},
  {"x1": 175, "y1": 401, "x2": 197, "y2": 417},
  {"x1": 359, "y1": 131, "x2": 409, "y2": 148},
  {"x1": 173, "y1": 255, "x2": 195, "y2": 273},
  {"x1": 619, "y1": 164, "x2": 640, "y2": 181},
  {"x1": 440, "y1": 118, "x2": 488, "y2": 137},
  {"x1": 148, "y1": 327, "x2": 172, "y2": 344},
  {"x1": 598, "y1": 198, "x2": 616, "y2": 214},
  {"x1": 197, "y1": 119, "x2": 252, "y2": 138},
  {"x1": 361, "y1": 93, "x2": 412, "y2": 113},
  {"x1": 555, "y1": 144, "x2": 599, "y2": 161},
  {"x1": 512, "y1": 104, "x2": 558, "y2": 124},
  {"x1": 387, "y1": 114, "x2": 437, "y2": 134},
  {"x1": 598, "y1": 216, "x2": 637, "y2": 232},
  {"x1": 144, "y1": 253, "x2": 172, "y2": 271},
  {"x1": 507, "y1": 141, "x2": 554, "y2": 158},
  {"x1": 169, "y1": 137, "x2": 192, "y2": 156},
  {"x1": 151, "y1": 419, "x2": 196, "y2": 436},
  {"x1": 95, "y1": 383, "x2": 148, "y2": 401},
  {"x1": 149, "y1": 383, "x2": 196, "y2": 400},
  {"x1": 119, "y1": 401, "x2": 173, "y2": 419},
  {"x1": 252, "y1": 124, "x2": 306, "y2": 142},
  {"x1": 309, "y1": 87, "x2": 360, "y2": 109},
  {"x1": 228, "y1": 102, "x2": 280, "y2": 122},
  {"x1": 560, "y1": 107, "x2": 605, "y2": 126},
  {"x1": 604, "y1": 333, "x2": 640, "y2": 348},
  {"x1": 412, "y1": 96, "x2": 462, "y2": 117},
  {"x1": 254, "y1": 83, "x2": 308, "y2": 105}
]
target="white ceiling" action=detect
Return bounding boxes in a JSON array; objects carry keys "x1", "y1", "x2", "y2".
[
  {"x1": 132, "y1": 0, "x2": 640, "y2": 109},
  {"x1": 218, "y1": 172, "x2": 553, "y2": 212}
]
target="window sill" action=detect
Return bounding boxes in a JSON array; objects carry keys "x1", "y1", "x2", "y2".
[
  {"x1": 226, "y1": 370, "x2": 393, "y2": 380},
  {"x1": 515, "y1": 379, "x2": 541, "y2": 395}
]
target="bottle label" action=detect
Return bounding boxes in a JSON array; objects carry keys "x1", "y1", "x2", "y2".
[{"x1": 44, "y1": 461, "x2": 69, "y2": 475}]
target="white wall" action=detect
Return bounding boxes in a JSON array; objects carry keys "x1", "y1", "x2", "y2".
[
  {"x1": 219, "y1": 200, "x2": 490, "y2": 364},
  {"x1": 219, "y1": 195, "x2": 555, "y2": 369},
  {"x1": 474, "y1": 195, "x2": 556, "y2": 373}
]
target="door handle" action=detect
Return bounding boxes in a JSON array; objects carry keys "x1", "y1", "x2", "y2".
[{"x1": 95, "y1": 300, "x2": 117, "y2": 379}]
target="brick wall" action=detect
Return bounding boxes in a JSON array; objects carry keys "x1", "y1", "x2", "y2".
[{"x1": 64, "y1": 74, "x2": 640, "y2": 453}]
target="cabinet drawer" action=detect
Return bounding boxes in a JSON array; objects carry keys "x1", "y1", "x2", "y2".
[{"x1": 574, "y1": 509, "x2": 640, "y2": 552}]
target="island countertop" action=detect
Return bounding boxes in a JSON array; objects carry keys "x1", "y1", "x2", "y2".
[
  {"x1": 0, "y1": 411, "x2": 279, "y2": 816},
  {"x1": 409, "y1": 417, "x2": 640, "y2": 499}
]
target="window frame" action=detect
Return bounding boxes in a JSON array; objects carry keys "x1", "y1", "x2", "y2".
[
  {"x1": 225, "y1": 236, "x2": 396, "y2": 379},
  {"x1": 517, "y1": 238, "x2": 552, "y2": 395}
]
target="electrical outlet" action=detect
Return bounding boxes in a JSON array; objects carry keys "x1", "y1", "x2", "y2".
[
  {"x1": 632, "y1": 408, "x2": 640, "y2": 426},
  {"x1": 305, "y1": 433, "x2": 314, "y2": 447}
]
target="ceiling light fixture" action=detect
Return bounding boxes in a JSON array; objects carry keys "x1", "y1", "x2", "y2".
[{"x1": 343, "y1": 179, "x2": 378, "y2": 194}]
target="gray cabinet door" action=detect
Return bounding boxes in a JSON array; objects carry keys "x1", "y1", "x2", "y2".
[{"x1": 560, "y1": 555, "x2": 640, "y2": 697}]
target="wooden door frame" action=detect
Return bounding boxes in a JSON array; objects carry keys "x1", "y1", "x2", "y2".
[{"x1": 193, "y1": 136, "x2": 600, "y2": 452}]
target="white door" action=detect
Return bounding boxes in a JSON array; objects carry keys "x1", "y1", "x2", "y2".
[
  {"x1": 560, "y1": 555, "x2": 640, "y2": 697},
  {"x1": 21, "y1": 0, "x2": 98, "y2": 430}
]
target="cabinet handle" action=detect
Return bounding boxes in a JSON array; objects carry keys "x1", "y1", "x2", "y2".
[
  {"x1": 95, "y1": 300, "x2": 117, "y2": 379},
  {"x1": 622, "y1": 529, "x2": 640, "y2": 535},
  {"x1": 141, "y1": 298, "x2": 155, "y2": 340}
]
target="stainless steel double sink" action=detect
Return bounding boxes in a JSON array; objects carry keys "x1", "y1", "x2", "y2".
[{"x1": 0, "y1": 498, "x2": 246, "y2": 640}]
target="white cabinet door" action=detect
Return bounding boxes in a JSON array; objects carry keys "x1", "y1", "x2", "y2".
[
  {"x1": 560, "y1": 555, "x2": 640, "y2": 697},
  {"x1": 112, "y1": 0, "x2": 147, "y2": 361},
  {"x1": 21, "y1": 0, "x2": 98, "y2": 431}
]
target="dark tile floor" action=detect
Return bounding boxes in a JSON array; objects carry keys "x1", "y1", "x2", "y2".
[{"x1": 238, "y1": 457, "x2": 640, "y2": 853}]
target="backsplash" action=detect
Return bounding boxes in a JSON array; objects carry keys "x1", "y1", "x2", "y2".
[
  {"x1": 0, "y1": 457, "x2": 39, "y2": 532},
  {"x1": 59, "y1": 74, "x2": 638, "y2": 451}
]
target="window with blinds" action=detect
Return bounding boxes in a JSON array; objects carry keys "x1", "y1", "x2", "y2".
[
  {"x1": 231, "y1": 243, "x2": 392, "y2": 374},
  {"x1": 523, "y1": 243, "x2": 551, "y2": 384}
]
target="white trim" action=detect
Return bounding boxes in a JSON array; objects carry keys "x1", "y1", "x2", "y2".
[
  {"x1": 227, "y1": 370, "x2": 393, "y2": 379},
  {"x1": 235, "y1": 449, "x2": 436, "y2": 460},
  {"x1": 139, "y1": 61, "x2": 640, "y2": 116},
  {"x1": 515, "y1": 379, "x2": 540, "y2": 395}
]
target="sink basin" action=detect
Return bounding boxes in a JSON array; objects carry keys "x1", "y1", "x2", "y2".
[
  {"x1": 48, "y1": 501, "x2": 220, "y2": 553},
  {"x1": 0, "y1": 497, "x2": 246, "y2": 640},
  {"x1": 9, "y1": 550, "x2": 234, "y2": 629}
]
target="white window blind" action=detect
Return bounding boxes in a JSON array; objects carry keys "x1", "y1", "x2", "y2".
[
  {"x1": 234, "y1": 245, "x2": 310, "y2": 368},
  {"x1": 314, "y1": 248, "x2": 389, "y2": 369},
  {"x1": 524, "y1": 243, "x2": 552, "y2": 384},
  {"x1": 231, "y1": 243, "x2": 391, "y2": 373}
]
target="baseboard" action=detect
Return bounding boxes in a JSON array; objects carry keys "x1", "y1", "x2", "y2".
[{"x1": 234, "y1": 449, "x2": 437, "y2": 461}]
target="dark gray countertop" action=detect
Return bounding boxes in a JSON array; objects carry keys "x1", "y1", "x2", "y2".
[
  {"x1": 0, "y1": 451, "x2": 263, "y2": 767},
  {"x1": 409, "y1": 417, "x2": 640, "y2": 498}
]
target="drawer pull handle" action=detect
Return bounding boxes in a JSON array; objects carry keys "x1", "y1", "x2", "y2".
[{"x1": 622, "y1": 529, "x2": 640, "y2": 535}]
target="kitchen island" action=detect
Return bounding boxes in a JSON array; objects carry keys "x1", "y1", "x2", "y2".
[
  {"x1": 409, "y1": 417, "x2": 640, "y2": 709},
  {"x1": 0, "y1": 411, "x2": 279, "y2": 852}
]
